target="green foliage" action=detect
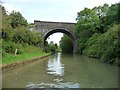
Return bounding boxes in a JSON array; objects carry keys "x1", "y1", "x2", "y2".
[
  {"x1": 94, "y1": 4, "x2": 109, "y2": 33},
  {"x1": 2, "y1": 41, "x2": 23, "y2": 56},
  {"x1": 76, "y1": 7, "x2": 100, "y2": 34},
  {"x1": 44, "y1": 41, "x2": 58, "y2": 53},
  {"x1": 60, "y1": 35, "x2": 73, "y2": 53},
  {"x1": 1, "y1": 5, "x2": 44, "y2": 60},
  {"x1": 2, "y1": 9, "x2": 13, "y2": 41},
  {"x1": 75, "y1": 3, "x2": 120, "y2": 65},
  {"x1": 105, "y1": 3, "x2": 119, "y2": 26},
  {"x1": 83, "y1": 24, "x2": 120, "y2": 65},
  {"x1": 75, "y1": 3, "x2": 119, "y2": 36},
  {"x1": 44, "y1": 41, "x2": 51, "y2": 53},
  {"x1": 76, "y1": 30, "x2": 93, "y2": 54},
  {"x1": 12, "y1": 27, "x2": 42, "y2": 46},
  {"x1": 9, "y1": 11, "x2": 28, "y2": 28},
  {"x1": 2, "y1": 42, "x2": 49, "y2": 64},
  {"x1": 1, "y1": 5, "x2": 42, "y2": 47},
  {"x1": 2, "y1": 27, "x2": 14, "y2": 41}
]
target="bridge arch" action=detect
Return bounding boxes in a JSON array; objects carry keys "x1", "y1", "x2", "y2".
[{"x1": 43, "y1": 28, "x2": 77, "y2": 53}]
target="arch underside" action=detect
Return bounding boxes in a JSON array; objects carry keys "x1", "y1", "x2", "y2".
[{"x1": 44, "y1": 29, "x2": 77, "y2": 53}]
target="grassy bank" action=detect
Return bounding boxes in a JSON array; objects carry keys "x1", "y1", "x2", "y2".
[
  {"x1": 1, "y1": 5, "x2": 51, "y2": 65},
  {"x1": 2, "y1": 41, "x2": 50, "y2": 65}
]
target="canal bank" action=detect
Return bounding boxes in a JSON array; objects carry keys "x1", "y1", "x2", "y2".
[{"x1": 1, "y1": 53, "x2": 51, "y2": 71}]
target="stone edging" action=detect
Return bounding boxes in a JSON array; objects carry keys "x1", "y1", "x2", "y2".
[{"x1": 1, "y1": 54, "x2": 51, "y2": 71}]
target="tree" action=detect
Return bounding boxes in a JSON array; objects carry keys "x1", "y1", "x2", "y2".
[
  {"x1": 49, "y1": 41, "x2": 57, "y2": 53},
  {"x1": 60, "y1": 35, "x2": 73, "y2": 53},
  {"x1": 75, "y1": 7, "x2": 97, "y2": 53},
  {"x1": 1, "y1": 5, "x2": 7, "y2": 15},
  {"x1": 92, "y1": 4, "x2": 109, "y2": 33},
  {"x1": 105, "y1": 3, "x2": 119, "y2": 26},
  {"x1": 9, "y1": 11, "x2": 28, "y2": 28},
  {"x1": 1, "y1": 5, "x2": 13, "y2": 41},
  {"x1": 44, "y1": 41, "x2": 58, "y2": 53},
  {"x1": 76, "y1": 7, "x2": 100, "y2": 33},
  {"x1": 54, "y1": 43, "x2": 58, "y2": 49},
  {"x1": 12, "y1": 27, "x2": 42, "y2": 46},
  {"x1": 74, "y1": 3, "x2": 120, "y2": 65}
]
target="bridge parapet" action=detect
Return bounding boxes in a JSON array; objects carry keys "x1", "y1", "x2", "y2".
[{"x1": 33, "y1": 20, "x2": 75, "y2": 35}]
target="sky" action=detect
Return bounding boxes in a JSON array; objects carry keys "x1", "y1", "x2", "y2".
[{"x1": 1, "y1": 0, "x2": 119, "y2": 45}]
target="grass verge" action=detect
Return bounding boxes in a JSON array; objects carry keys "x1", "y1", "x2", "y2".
[{"x1": 2, "y1": 42, "x2": 50, "y2": 65}]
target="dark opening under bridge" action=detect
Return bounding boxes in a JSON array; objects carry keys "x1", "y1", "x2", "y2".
[{"x1": 30, "y1": 20, "x2": 77, "y2": 53}]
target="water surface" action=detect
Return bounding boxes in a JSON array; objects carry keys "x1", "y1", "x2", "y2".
[{"x1": 2, "y1": 53, "x2": 118, "y2": 88}]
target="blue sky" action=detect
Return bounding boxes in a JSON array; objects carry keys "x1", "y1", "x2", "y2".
[{"x1": 2, "y1": 0, "x2": 119, "y2": 45}]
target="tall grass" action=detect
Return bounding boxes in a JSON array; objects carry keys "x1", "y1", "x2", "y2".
[{"x1": 2, "y1": 41, "x2": 50, "y2": 64}]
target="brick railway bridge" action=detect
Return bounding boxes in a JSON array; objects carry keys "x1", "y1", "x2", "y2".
[{"x1": 30, "y1": 20, "x2": 77, "y2": 53}]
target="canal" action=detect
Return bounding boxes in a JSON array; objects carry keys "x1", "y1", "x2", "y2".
[{"x1": 2, "y1": 53, "x2": 118, "y2": 88}]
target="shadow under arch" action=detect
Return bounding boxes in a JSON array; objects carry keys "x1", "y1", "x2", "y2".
[{"x1": 43, "y1": 28, "x2": 77, "y2": 53}]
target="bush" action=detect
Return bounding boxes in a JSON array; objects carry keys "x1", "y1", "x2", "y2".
[
  {"x1": 83, "y1": 24, "x2": 120, "y2": 65},
  {"x1": 2, "y1": 41, "x2": 23, "y2": 56},
  {"x1": 12, "y1": 27, "x2": 42, "y2": 46},
  {"x1": 60, "y1": 35, "x2": 73, "y2": 53},
  {"x1": 76, "y1": 30, "x2": 93, "y2": 54},
  {"x1": 44, "y1": 46, "x2": 51, "y2": 53}
]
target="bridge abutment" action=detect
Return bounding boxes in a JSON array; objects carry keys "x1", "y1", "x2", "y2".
[{"x1": 31, "y1": 20, "x2": 77, "y2": 53}]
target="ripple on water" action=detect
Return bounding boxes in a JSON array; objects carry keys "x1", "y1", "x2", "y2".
[{"x1": 26, "y1": 82, "x2": 80, "y2": 88}]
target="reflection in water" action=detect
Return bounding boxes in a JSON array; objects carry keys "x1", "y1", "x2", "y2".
[
  {"x1": 26, "y1": 53, "x2": 80, "y2": 88},
  {"x1": 3, "y1": 53, "x2": 118, "y2": 88},
  {"x1": 47, "y1": 53, "x2": 64, "y2": 76}
]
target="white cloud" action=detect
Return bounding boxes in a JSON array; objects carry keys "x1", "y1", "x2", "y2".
[
  {"x1": 3, "y1": 0, "x2": 69, "y2": 3},
  {"x1": 3, "y1": 0, "x2": 120, "y2": 4},
  {"x1": 2, "y1": 3, "x2": 22, "y2": 13}
]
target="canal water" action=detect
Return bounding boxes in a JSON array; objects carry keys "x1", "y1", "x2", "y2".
[{"x1": 2, "y1": 53, "x2": 118, "y2": 88}]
